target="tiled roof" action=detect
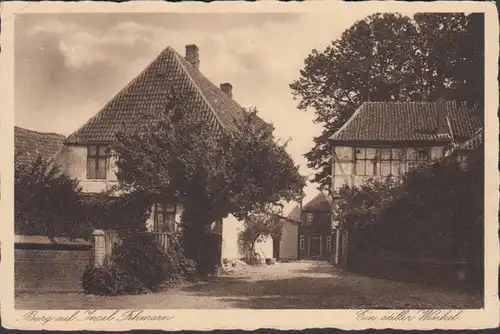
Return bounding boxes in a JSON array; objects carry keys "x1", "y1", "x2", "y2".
[
  {"x1": 66, "y1": 46, "x2": 246, "y2": 144},
  {"x1": 15, "y1": 126, "x2": 65, "y2": 165},
  {"x1": 330, "y1": 101, "x2": 482, "y2": 143},
  {"x1": 455, "y1": 128, "x2": 484, "y2": 151},
  {"x1": 302, "y1": 192, "x2": 332, "y2": 212}
]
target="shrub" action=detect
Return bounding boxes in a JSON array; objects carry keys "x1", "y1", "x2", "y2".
[
  {"x1": 82, "y1": 233, "x2": 199, "y2": 296},
  {"x1": 112, "y1": 234, "x2": 170, "y2": 291},
  {"x1": 82, "y1": 264, "x2": 147, "y2": 296},
  {"x1": 15, "y1": 156, "x2": 91, "y2": 239},
  {"x1": 82, "y1": 265, "x2": 116, "y2": 295},
  {"x1": 335, "y1": 144, "x2": 484, "y2": 262},
  {"x1": 179, "y1": 257, "x2": 198, "y2": 282},
  {"x1": 80, "y1": 191, "x2": 152, "y2": 234}
]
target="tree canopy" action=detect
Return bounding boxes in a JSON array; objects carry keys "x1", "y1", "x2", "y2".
[
  {"x1": 112, "y1": 90, "x2": 305, "y2": 267},
  {"x1": 238, "y1": 205, "x2": 284, "y2": 264},
  {"x1": 15, "y1": 156, "x2": 92, "y2": 238},
  {"x1": 290, "y1": 13, "x2": 484, "y2": 190}
]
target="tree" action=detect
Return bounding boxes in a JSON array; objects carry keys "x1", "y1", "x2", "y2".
[
  {"x1": 113, "y1": 90, "x2": 305, "y2": 274},
  {"x1": 238, "y1": 205, "x2": 284, "y2": 265},
  {"x1": 332, "y1": 176, "x2": 400, "y2": 231},
  {"x1": 290, "y1": 13, "x2": 484, "y2": 190},
  {"x1": 15, "y1": 156, "x2": 91, "y2": 238}
]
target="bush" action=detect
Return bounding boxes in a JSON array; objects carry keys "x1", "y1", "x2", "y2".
[
  {"x1": 112, "y1": 234, "x2": 170, "y2": 291},
  {"x1": 82, "y1": 265, "x2": 117, "y2": 296},
  {"x1": 15, "y1": 156, "x2": 91, "y2": 238},
  {"x1": 82, "y1": 233, "x2": 199, "y2": 296},
  {"x1": 82, "y1": 264, "x2": 147, "y2": 296},
  {"x1": 336, "y1": 145, "x2": 484, "y2": 263}
]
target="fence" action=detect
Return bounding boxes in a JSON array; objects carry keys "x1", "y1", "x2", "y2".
[
  {"x1": 15, "y1": 230, "x2": 172, "y2": 293},
  {"x1": 139, "y1": 231, "x2": 170, "y2": 253},
  {"x1": 15, "y1": 235, "x2": 92, "y2": 293},
  {"x1": 91, "y1": 229, "x2": 172, "y2": 267}
]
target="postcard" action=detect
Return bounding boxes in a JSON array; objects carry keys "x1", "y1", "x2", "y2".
[{"x1": 1, "y1": 0, "x2": 498, "y2": 330}]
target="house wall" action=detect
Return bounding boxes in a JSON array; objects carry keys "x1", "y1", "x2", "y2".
[
  {"x1": 56, "y1": 145, "x2": 119, "y2": 193},
  {"x1": 15, "y1": 236, "x2": 92, "y2": 293},
  {"x1": 221, "y1": 214, "x2": 273, "y2": 261},
  {"x1": 331, "y1": 146, "x2": 445, "y2": 192},
  {"x1": 298, "y1": 211, "x2": 332, "y2": 260},
  {"x1": 279, "y1": 220, "x2": 299, "y2": 260}
]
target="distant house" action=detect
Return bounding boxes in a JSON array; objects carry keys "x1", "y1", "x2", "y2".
[
  {"x1": 299, "y1": 192, "x2": 333, "y2": 261},
  {"x1": 328, "y1": 100, "x2": 483, "y2": 267},
  {"x1": 276, "y1": 205, "x2": 301, "y2": 261},
  {"x1": 52, "y1": 44, "x2": 274, "y2": 262},
  {"x1": 15, "y1": 126, "x2": 65, "y2": 165}
]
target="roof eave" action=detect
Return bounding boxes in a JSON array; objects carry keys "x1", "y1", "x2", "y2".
[{"x1": 328, "y1": 139, "x2": 453, "y2": 147}]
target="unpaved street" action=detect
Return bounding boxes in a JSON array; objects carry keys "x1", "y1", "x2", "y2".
[{"x1": 16, "y1": 261, "x2": 482, "y2": 309}]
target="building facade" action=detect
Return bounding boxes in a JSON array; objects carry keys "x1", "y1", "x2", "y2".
[
  {"x1": 47, "y1": 44, "x2": 274, "y2": 261},
  {"x1": 298, "y1": 193, "x2": 333, "y2": 261},
  {"x1": 328, "y1": 101, "x2": 483, "y2": 267}
]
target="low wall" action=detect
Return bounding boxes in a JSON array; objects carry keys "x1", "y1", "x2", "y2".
[
  {"x1": 346, "y1": 254, "x2": 483, "y2": 293},
  {"x1": 15, "y1": 235, "x2": 92, "y2": 293}
]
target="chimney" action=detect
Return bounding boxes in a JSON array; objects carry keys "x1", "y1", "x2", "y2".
[
  {"x1": 436, "y1": 99, "x2": 449, "y2": 135},
  {"x1": 185, "y1": 44, "x2": 199, "y2": 70},
  {"x1": 220, "y1": 83, "x2": 233, "y2": 99}
]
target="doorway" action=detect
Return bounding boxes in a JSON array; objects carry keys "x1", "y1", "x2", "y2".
[{"x1": 309, "y1": 235, "x2": 322, "y2": 258}]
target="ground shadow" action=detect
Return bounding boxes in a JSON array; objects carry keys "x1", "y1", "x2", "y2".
[
  {"x1": 290, "y1": 261, "x2": 340, "y2": 275},
  {"x1": 180, "y1": 270, "x2": 482, "y2": 309}
]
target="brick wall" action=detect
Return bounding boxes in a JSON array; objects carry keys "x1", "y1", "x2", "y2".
[{"x1": 15, "y1": 235, "x2": 92, "y2": 293}]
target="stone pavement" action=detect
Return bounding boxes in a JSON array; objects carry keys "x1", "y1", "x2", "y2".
[{"x1": 16, "y1": 261, "x2": 483, "y2": 309}]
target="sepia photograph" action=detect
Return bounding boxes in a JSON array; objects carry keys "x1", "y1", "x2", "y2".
[{"x1": 1, "y1": 0, "x2": 498, "y2": 331}]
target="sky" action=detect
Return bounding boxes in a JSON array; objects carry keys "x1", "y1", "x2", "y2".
[{"x1": 14, "y1": 11, "x2": 373, "y2": 214}]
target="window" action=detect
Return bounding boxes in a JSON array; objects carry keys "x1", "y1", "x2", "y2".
[
  {"x1": 326, "y1": 236, "x2": 332, "y2": 251},
  {"x1": 405, "y1": 148, "x2": 429, "y2": 172},
  {"x1": 380, "y1": 148, "x2": 402, "y2": 176},
  {"x1": 334, "y1": 147, "x2": 353, "y2": 161},
  {"x1": 299, "y1": 235, "x2": 305, "y2": 250},
  {"x1": 306, "y1": 213, "x2": 314, "y2": 226},
  {"x1": 87, "y1": 146, "x2": 108, "y2": 179},
  {"x1": 154, "y1": 203, "x2": 176, "y2": 233},
  {"x1": 355, "y1": 148, "x2": 402, "y2": 176},
  {"x1": 355, "y1": 148, "x2": 377, "y2": 176}
]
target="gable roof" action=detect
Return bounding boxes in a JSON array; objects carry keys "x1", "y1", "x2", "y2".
[
  {"x1": 65, "y1": 46, "x2": 246, "y2": 145},
  {"x1": 15, "y1": 126, "x2": 65, "y2": 165},
  {"x1": 302, "y1": 192, "x2": 332, "y2": 212},
  {"x1": 329, "y1": 101, "x2": 482, "y2": 143}
]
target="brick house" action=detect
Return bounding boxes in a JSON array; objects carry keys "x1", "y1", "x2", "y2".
[
  {"x1": 52, "y1": 44, "x2": 274, "y2": 262},
  {"x1": 328, "y1": 101, "x2": 483, "y2": 267}
]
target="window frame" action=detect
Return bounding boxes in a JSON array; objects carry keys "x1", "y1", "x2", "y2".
[
  {"x1": 86, "y1": 145, "x2": 109, "y2": 180},
  {"x1": 326, "y1": 235, "x2": 332, "y2": 251},
  {"x1": 154, "y1": 203, "x2": 177, "y2": 233},
  {"x1": 404, "y1": 147, "x2": 430, "y2": 172},
  {"x1": 299, "y1": 235, "x2": 305, "y2": 250},
  {"x1": 354, "y1": 147, "x2": 403, "y2": 177}
]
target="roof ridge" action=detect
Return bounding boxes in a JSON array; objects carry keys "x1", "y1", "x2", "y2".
[
  {"x1": 171, "y1": 49, "x2": 227, "y2": 132},
  {"x1": 15, "y1": 126, "x2": 66, "y2": 138}
]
